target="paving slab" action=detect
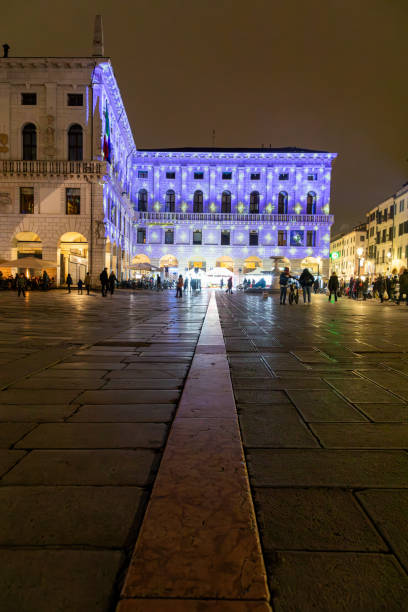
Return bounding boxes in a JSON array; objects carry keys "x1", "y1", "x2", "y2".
[
  {"x1": 268, "y1": 551, "x2": 408, "y2": 612},
  {"x1": 68, "y1": 404, "x2": 175, "y2": 422},
  {"x1": 254, "y1": 488, "x2": 386, "y2": 551},
  {"x1": 10, "y1": 378, "x2": 106, "y2": 389},
  {"x1": 107, "y1": 365, "x2": 189, "y2": 378},
  {"x1": 2, "y1": 449, "x2": 159, "y2": 485},
  {"x1": 0, "y1": 486, "x2": 145, "y2": 546},
  {"x1": 311, "y1": 423, "x2": 408, "y2": 448},
  {"x1": 239, "y1": 405, "x2": 320, "y2": 448},
  {"x1": 117, "y1": 601, "x2": 272, "y2": 611},
  {"x1": 287, "y1": 390, "x2": 367, "y2": 422},
  {"x1": 357, "y1": 489, "x2": 408, "y2": 572},
  {"x1": 53, "y1": 361, "x2": 127, "y2": 370},
  {"x1": 0, "y1": 549, "x2": 123, "y2": 612},
  {"x1": 0, "y1": 423, "x2": 37, "y2": 447},
  {"x1": 354, "y1": 403, "x2": 408, "y2": 422},
  {"x1": 76, "y1": 389, "x2": 180, "y2": 404},
  {"x1": 102, "y1": 379, "x2": 183, "y2": 389},
  {"x1": 0, "y1": 389, "x2": 80, "y2": 404},
  {"x1": 233, "y1": 390, "x2": 291, "y2": 404},
  {"x1": 0, "y1": 449, "x2": 26, "y2": 477},
  {"x1": 247, "y1": 449, "x2": 408, "y2": 487},
  {"x1": 15, "y1": 422, "x2": 168, "y2": 449},
  {"x1": 0, "y1": 405, "x2": 77, "y2": 422},
  {"x1": 327, "y1": 378, "x2": 404, "y2": 403}
]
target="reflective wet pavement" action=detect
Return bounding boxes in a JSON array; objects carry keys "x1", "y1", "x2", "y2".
[{"x1": 0, "y1": 289, "x2": 407, "y2": 611}]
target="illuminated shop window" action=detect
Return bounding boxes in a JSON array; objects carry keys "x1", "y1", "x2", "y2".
[{"x1": 66, "y1": 188, "x2": 80, "y2": 215}]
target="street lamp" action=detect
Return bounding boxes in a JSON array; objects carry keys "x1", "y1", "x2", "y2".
[{"x1": 357, "y1": 247, "x2": 364, "y2": 276}]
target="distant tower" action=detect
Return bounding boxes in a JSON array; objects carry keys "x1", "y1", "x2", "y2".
[{"x1": 92, "y1": 15, "x2": 104, "y2": 56}]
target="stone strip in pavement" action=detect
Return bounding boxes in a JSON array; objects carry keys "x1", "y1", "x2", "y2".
[{"x1": 119, "y1": 292, "x2": 270, "y2": 610}]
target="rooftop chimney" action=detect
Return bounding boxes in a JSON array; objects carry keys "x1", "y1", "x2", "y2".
[{"x1": 92, "y1": 15, "x2": 104, "y2": 56}]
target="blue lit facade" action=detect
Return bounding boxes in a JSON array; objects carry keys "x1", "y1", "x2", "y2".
[{"x1": 130, "y1": 148, "x2": 336, "y2": 280}]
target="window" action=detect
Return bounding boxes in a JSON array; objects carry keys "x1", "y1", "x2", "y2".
[
  {"x1": 277, "y1": 230, "x2": 287, "y2": 246},
  {"x1": 194, "y1": 172, "x2": 204, "y2": 180},
  {"x1": 249, "y1": 191, "x2": 260, "y2": 214},
  {"x1": 370, "y1": 213, "x2": 375, "y2": 222},
  {"x1": 193, "y1": 190, "x2": 203, "y2": 213},
  {"x1": 165, "y1": 190, "x2": 175, "y2": 212},
  {"x1": 166, "y1": 171, "x2": 176, "y2": 179},
  {"x1": 110, "y1": 204, "x2": 116, "y2": 224},
  {"x1": 221, "y1": 230, "x2": 230, "y2": 245},
  {"x1": 306, "y1": 230, "x2": 315, "y2": 246},
  {"x1": 249, "y1": 231, "x2": 258, "y2": 246},
  {"x1": 370, "y1": 227, "x2": 374, "y2": 236},
  {"x1": 376, "y1": 232, "x2": 380, "y2": 244},
  {"x1": 399, "y1": 223, "x2": 404, "y2": 236},
  {"x1": 20, "y1": 187, "x2": 34, "y2": 214},
  {"x1": 138, "y1": 170, "x2": 148, "y2": 179},
  {"x1": 388, "y1": 227, "x2": 394, "y2": 241},
  {"x1": 382, "y1": 229, "x2": 386, "y2": 242},
  {"x1": 250, "y1": 173, "x2": 260, "y2": 180},
  {"x1": 405, "y1": 245, "x2": 408, "y2": 259},
  {"x1": 383, "y1": 209, "x2": 388, "y2": 222},
  {"x1": 277, "y1": 191, "x2": 288, "y2": 214},
  {"x1": 306, "y1": 192, "x2": 316, "y2": 215},
  {"x1": 221, "y1": 191, "x2": 231, "y2": 213},
  {"x1": 307, "y1": 173, "x2": 317, "y2": 181},
  {"x1": 222, "y1": 172, "x2": 232, "y2": 180},
  {"x1": 138, "y1": 189, "x2": 148, "y2": 212},
  {"x1": 67, "y1": 93, "x2": 83, "y2": 106},
  {"x1": 400, "y1": 200, "x2": 405, "y2": 213},
  {"x1": 22, "y1": 123, "x2": 36, "y2": 160},
  {"x1": 21, "y1": 93, "x2": 37, "y2": 105},
  {"x1": 193, "y1": 230, "x2": 202, "y2": 244},
  {"x1": 68, "y1": 124, "x2": 83, "y2": 161},
  {"x1": 66, "y1": 188, "x2": 80, "y2": 215},
  {"x1": 360, "y1": 235, "x2": 365, "y2": 241},
  {"x1": 290, "y1": 230, "x2": 304, "y2": 247},
  {"x1": 137, "y1": 228, "x2": 146, "y2": 244},
  {"x1": 404, "y1": 221, "x2": 408, "y2": 234},
  {"x1": 165, "y1": 229, "x2": 174, "y2": 244},
  {"x1": 279, "y1": 173, "x2": 289, "y2": 180}
]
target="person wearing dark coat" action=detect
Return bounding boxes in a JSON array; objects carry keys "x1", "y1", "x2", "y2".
[
  {"x1": 328, "y1": 272, "x2": 339, "y2": 302},
  {"x1": 100, "y1": 268, "x2": 108, "y2": 297},
  {"x1": 299, "y1": 268, "x2": 315, "y2": 304},
  {"x1": 398, "y1": 269, "x2": 408, "y2": 305},
  {"x1": 66, "y1": 273, "x2": 73, "y2": 293},
  {"x1": 108, "y1": 271, "x2": 117, "y2": 295}
]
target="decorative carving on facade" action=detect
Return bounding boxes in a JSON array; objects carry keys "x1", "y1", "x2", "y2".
[
  {"x1": 43, "y1": 115, "x2": 56, "y2": 159},
  {"x1": 0, "y1": 133, "x2": 9, "y2": 153},
  {"x1": 0, "y1": 192, "x2": 12, "y2": 212}
]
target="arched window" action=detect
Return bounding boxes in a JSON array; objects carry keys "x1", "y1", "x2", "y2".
[
  {"x1": 68, "y1": 124, "x2": 83, "y2": 161},
  {"x1": 307, "y1": 191, "x2": 316, "y2": 215},
  {"x1": 165, "y1": 190, "x2": 175, "y2": 212},
  {"x1": 193, "y1": 190, "x2": 203, "y2": 213},
  {"x1": 22, "y1": 123, "x2": 36, "y2": 160},
  {"x1": 250, "y1": 191, "x2": 259, "y2": 214},
  {"x1": 278, "y1": 191, "x2": 288, "y2": 214},
  {"x1": 221, "y1": 191, "x2": 231, "y2": 213},
  {"x1": 138, "y1": 189, "x2": 148, "y2": 212}
]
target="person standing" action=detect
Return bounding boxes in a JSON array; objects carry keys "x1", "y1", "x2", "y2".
[
  {"x1": 100, "y1": 268, "x2": 108, "y2": 297},
  {"x1": 176, "y1": 274, "x2": 183, "y2": 298},
  {"x1": 362, "y1": 277, "x2": 369, "y2": 300},
  {"x1": 220, "y1": 278, "x2": 224, "y2": 290},
  {"x1": 108, "y1": 271, "x2": 117, "y2": 295},
  {"x1": 328, "y1": 272, "x2": 339, "y2": 302},
  {"x1": 156, "y1": 274, "x2": 161, "y2": 291},
  {"x1": 299, "y1": 268, "x2": 315, "y2": 304},
  {"x1": 85, "y1": 272, "x2": 91, "y2": 295},
  {"x1": 77, "y1": 278, "x2": 83, "y2": 295},
  {"x1": 184, "y1": 277, "x2": 189, "y2": 292},
  {"x1": 279, "y1": 267, "x2": 291, "y2": 305},
  {"x1": 226, "y1": 276, "x2": 233, "y2": 294},
  {"x1": 17, "y1": 273, "x2": 26, "y2": 297},
  {"x1": 376, "y1": 275, "x2": 385, "y2": 302},
  {"x1": 398, "y1": 268, "x2": 408, "y2": 305},
  {"x1": 66, "y1": 273, "x2": 73, "y2": 293}
]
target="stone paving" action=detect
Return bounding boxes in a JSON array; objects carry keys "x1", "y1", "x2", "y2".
[
  {"x1": 0, "y1": 289, "x2": 408, "y2": 611},
  {"x1": 0, "y1": 289, "x2": 209, "y2": 611},
  {"x1": 216, "y1": 292, "x2": 408, "y2": 612}
]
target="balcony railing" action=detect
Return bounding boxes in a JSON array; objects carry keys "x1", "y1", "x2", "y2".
[
  {"x1": 135, "y1": 211, "x2": 333, "y2": 224},
  {"x1": 1, "y1": 160, "x2": 107, "y2": 175}
]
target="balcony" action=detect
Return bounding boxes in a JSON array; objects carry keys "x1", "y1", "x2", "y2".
[
  {"x1": 135, "y1": 211, "x2": 333, "y2": 225},
  {"x1": 1, "y1": 160, "x2": 107, "y2": 176}
]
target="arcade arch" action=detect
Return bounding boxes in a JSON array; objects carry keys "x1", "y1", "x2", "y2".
[{"x1": 58, "y1": 231, "x2": 88, "y2": 284}]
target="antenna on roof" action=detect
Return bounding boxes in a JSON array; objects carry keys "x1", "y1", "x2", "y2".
[
  {"x1": 212, "y1": 129, "x2": 216, "y2": 147},
  {"x1": 92, "y1": 15, "x2": 104, "y2": 57}
]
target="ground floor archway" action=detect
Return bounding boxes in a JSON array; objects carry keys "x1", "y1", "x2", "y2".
[{"x1": 59, "y1": 232, "x2": 88, "y2": 285}]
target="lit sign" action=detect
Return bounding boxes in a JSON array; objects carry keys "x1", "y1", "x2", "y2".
[{"x1": 330, "y1": 251, "x2": 340, "y2": 259}]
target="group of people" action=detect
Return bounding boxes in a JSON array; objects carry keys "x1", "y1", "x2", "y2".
[
  {"x1": 279, "y1": 267, "x2": 315, "y2": 305},
  {"x1": 327, "y1": 269, "x2": 408, "y2": 305},
  {"x1": 1, "y1": 270, "x2": 54, "y2": 292},
  {"x1": 98, "y1": 269, "x2": 117, "y2": 297}
]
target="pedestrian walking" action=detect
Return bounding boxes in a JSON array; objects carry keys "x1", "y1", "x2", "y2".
[
  {"x1": 176, "y1": 274, "x2": 183, "y2": 298},
  {"x1": 362, "y1": 277, "x2": 369, "y2": 300},
  {"x1": 226, "y1": 276, "x2": 233, "y2": 294},
  {"x1": 299, "y1": 268, "x2": 315, "y2": 304},
  {"x1": 77, "y1": 279, "x2": 83, "y2": 294},
  {"x1": 376, "y1": 275, "x2": 385, "y2": 302},
  {"x1": 184, "y1": 277, "x2": 189, "y2": 292},
  {"x1": 398, "y1": 268, "x2": 408, "y2": 305},
  {"x1": 66, "y1": 273, "x2": 73, "y2": 293},
  {"x1": 279, "y1": 267, "x2": 292, "y2": 305},
  {"x1": 17, "y1": 273, "x2": 26, "y2": 297},
  {"x1": 220, "y1": 278, "x2": 224, "y2": 290},
  {"x1": 85, "y1": 272, "x2": 91, "y2": 295},
  {"x1": 100, "y1": 268, "x2": 108, "y2": 297},
  {"x1": 108, "y1": 271, "x2": 117, "y2": 295},
  {"x1": 328, "y1": 272, "x2": 339, "y2": 302},
  {"x1": 313, "y1": 278, "x2": 319, "y2": 293},
  {"x1": 156, "y1": 274, "x2": 161, "y2": 291}
]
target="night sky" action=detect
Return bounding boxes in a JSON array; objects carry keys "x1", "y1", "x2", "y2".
[{"x1": 2, "y1": 0, "x2": 408, "y2": 233}]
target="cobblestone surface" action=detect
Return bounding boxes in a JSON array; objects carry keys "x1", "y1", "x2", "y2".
[
  {"x1": 0, "y1": 289, "x2": 208, "y2": 612},
  {"x1": 216, "y1": 292, "x2": 408, "y2": 612}
]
